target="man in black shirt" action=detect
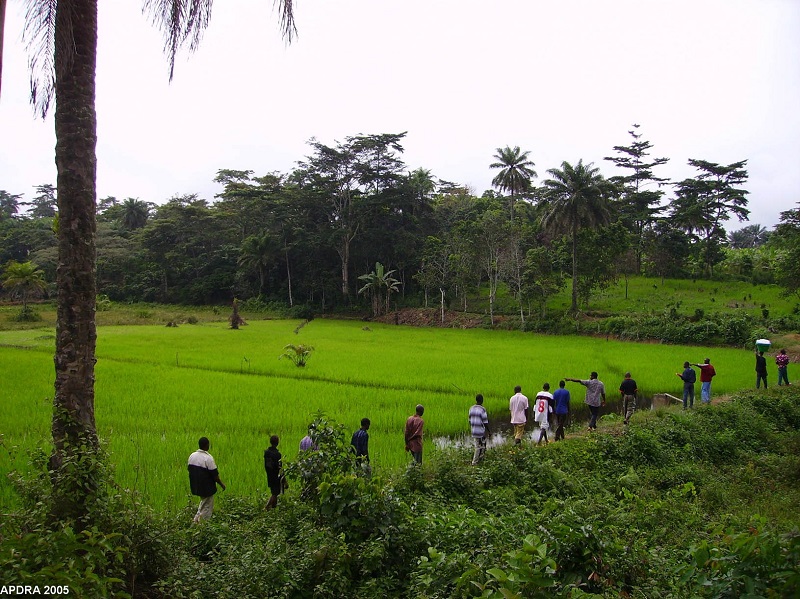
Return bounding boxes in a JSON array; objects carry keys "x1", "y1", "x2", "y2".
[
  {"x1": 756, "y1": 350, "x2": 768, "y2": 389},
  {"x1": 619, "y1": 372, "x2": 638, "y2": 426}
]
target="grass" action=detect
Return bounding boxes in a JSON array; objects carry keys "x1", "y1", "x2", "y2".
[
  {"x1": 0, "y1": 317, "x2": 785, "y2": 512},
  {"x1": 466, "y1": 276, "x2": 798, "y2": 318}
]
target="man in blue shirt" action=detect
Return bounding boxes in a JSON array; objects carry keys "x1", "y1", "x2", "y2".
[
  {"x1": 676, "y1": 362, "x2": 696, "y2": 409},
  {"x1": 552, "y1": 380, "x2": 570, "y2": 441},
  {"x1": 351, "y1": 418, "x2": 371, "y2": 476}
]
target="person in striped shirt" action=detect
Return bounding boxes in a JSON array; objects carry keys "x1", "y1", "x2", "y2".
[{"x1": 469, "y1": 394, "x2": 489, "y2": 465}]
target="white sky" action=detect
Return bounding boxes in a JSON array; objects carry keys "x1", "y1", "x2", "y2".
[{"x1": 1, "y1": 0, "x2": 799, "y2": 228}]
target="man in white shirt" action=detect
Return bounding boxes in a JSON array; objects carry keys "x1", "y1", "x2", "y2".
[
  {"x1": 509, "y1": 385, "x2": 529, "y2": 445},
  {"x1": 188, "y1": 437, "x2": 226, "y2": 523},
  {"x1": 534, "y1": 383, "x2": 554, "y2": 445}
]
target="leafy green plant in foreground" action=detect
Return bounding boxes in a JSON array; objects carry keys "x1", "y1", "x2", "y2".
[
  {"x1": 680, "y1": 517, "x2": 800, "y2": 597},
  {"x1": 280, "y1": 343, "x2": 314, "y2": 367}
]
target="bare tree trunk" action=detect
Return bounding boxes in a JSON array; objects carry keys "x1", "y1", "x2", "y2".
[
  {"x1": 50, "y1": 0, "x2": 100, "y2": 524},
  {"x1": 338, "y1": 237, "x2": 351, "y2": 302},
  {"x1": 285, "y1": 246, "x2": 293, "y2": 307},
  {"x1": 439, "y1": 287, "x2": 445, "y2": 324},
  {"x1": 571, "y1": 221, "x2": 579, "y2": 314}
]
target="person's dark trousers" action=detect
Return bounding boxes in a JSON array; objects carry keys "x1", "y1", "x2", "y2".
[
  {"x1": 756, "y1": 374, "x2": 767, "y2": 389},
  {"x1": 683, "y1": 384, "x2": 694, "y2": 409},
  {"x1": 778, "y1": 368, "x2": 789, "y2": 386},
  {"x1": 554, "y1": 413, "x2": 567, "y2": 440},
  {"x1": 588, "y1": 406, "x2": 599, "y2": 429}
]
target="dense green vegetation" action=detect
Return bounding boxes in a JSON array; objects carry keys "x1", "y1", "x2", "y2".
[
  {"x1": 3, "y1": 386, "x2": 799, "y2": 597},
  {"x1": 2, "y1": 139, "x2": 799, "y2": 319}
]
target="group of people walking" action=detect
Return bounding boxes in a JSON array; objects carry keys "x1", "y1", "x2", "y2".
[
  {"x1": 506, "y1": 373, "x2": 612, "y2": 449},
  {"x1": 188, "y1": 350, "x2": 793, "y2": 521},
  {"x1": 187, "y1": 418, "x2": 374, "y2": 522}
]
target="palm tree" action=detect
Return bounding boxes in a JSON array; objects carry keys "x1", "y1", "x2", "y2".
[
  {"x1": 1, "y1": 260, "x2": 47, "y2": 312},
  {"x1": 406, "y1": 168, "x2": 436, "y2": 217},
  {"x1": 728, "y1": 224, "x2": 769, "y2": 249},
  {"x1": 358, "y1": 262, "x2": 400, "y2": 317},
  {"x1": 490, "y1": 146, "x2": 537, "y2": 222},
  {"x1": 120, "y1": 197, "x2": 151, "y2": 231},
  {"x1": 2, "y1": 0, "x2": 296, "y2": 523},
  {"x1": 541, "y1": 160, "x2": 617, "y2": 314},
  {"x1": 239, "y1": 232, "x2": 277, "y2": 296}
]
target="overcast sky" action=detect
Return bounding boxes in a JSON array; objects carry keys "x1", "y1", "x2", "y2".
[{"x1": 2, "y1": 0, "x2": 798, "y2": 228}]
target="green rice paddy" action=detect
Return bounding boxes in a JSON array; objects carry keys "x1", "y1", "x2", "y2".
[{"x1": 0, "y1": 318, "x2": 776, "y2": 512}]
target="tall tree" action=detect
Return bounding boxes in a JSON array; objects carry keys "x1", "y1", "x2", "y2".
[
  {"x1": 295, "y1": 133, "x2": 407, "y2": 302},
  {"x1": 522, "y1": 245, "x2": 565, "y2": 318},
  {"x1": 415, "y1": 236, "x2": 453, "y2": 323},
  {"x1": 7, "y1": 0, "x2": 296, "y2": 523},
  {"x1": 671, "y1": 159, "x2": 749, "y2": 277},
  {"x1": 490, "y1": 146, "x2": 537, "y2": 222},
  {"x1": 541, "y1": 160, "x2": 618, "y2": 314},
  {"x1": 0, "y1": 189, "x2": 22, "y2": 220},
  {"x1": 24, "y1": 183, "x2": 57, "y2": 218},
  {"x1": 604, "y1": 124, "x2": 669, "y2": 272},
  {"x1": 643, "y1": 220, "x2": 692, "y2": 283},
  {"x1": 772, "y1": 203, "x2": 800, "y2": 297},
  {"x1": 478, "y1": 208, "x2": 509, "y2": 325}
]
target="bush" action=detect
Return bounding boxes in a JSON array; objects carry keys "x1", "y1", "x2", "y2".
[
  {"x1": 10, "y1": 305, "x2": 42, "y2": 322},
  {"x1": 680, "y1": 518, "x2": 800, "y2": 597},
  {"x1": 2, "y1": 444, "x2": 178, "y2": 599}
]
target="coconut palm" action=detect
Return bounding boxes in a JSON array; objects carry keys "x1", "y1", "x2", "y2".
[
  {"x1": 1, "y1": 0, "x2": 296, "y2": 522},
  {"x1": 541, "y1": 160, "x2": 618, "y2": 314},
  {"x1": 490, "y1": 146, "x2": 537, "y2": 222},
  {"x1": 1, "y1": 260, "x2": 47, "y2": 312}
]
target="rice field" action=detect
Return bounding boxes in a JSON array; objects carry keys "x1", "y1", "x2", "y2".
[{"x1": 0, "y1": 318, "x2": 775, "y2": 512}]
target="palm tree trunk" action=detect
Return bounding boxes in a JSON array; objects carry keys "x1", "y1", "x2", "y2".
[
  {"x1": 0, "y1": 0, "x2": 6, "y2": 99},
  {"x1": 571, "y1": 220, "x2": 578, "y2": 314},
  {"x1": 258, "y1": 267, "x2": 266, "y2": 296},
  {"x1": 50, "y1": 0, "x2": 100, "y2": 524}
]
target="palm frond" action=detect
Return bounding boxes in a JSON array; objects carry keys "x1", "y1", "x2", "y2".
[
  {"x1": 143, "y1": 0, "x2": 213, "y2": 81},
  {"x1": 143, "y1": 0, "x2": 296, "y2": 81},
  {"x1": 274, "y1": 0, "x2": 296, "y2": 43},
  {"x1": 23, "y1": 0, "x2": 57, "y2": 118}
]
